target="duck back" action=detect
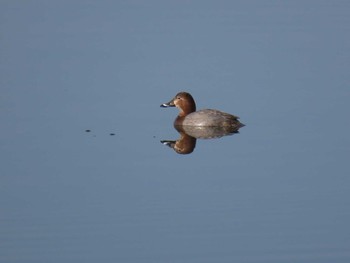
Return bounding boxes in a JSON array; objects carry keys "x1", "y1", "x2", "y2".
[{"x1": 180, "y1": 109, "x2": 242, "y2": 127}]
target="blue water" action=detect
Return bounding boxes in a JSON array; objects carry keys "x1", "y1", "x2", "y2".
[{"x1": 1, "y1": 1, "x2": 350, "y2": 262}]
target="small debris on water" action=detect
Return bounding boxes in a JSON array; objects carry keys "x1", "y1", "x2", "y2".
[
  {"x1": 110, "y1": 133, "x2": 115, "y2": 136},
  {"x1": 85, "y1": 129, "x2": 91, "y2": 132}
]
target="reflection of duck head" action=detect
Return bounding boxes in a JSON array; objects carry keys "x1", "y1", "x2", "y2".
[
  {"x1": 161, "y1": 132, "x2": 196, "y2": 155},
  {"x1": 161, "y1": 91, "x2": 244, "y2": 128}
]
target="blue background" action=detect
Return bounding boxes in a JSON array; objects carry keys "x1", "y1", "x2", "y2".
[{"x1": 1, "y1": 1, "x2": 350, "y2": 262}]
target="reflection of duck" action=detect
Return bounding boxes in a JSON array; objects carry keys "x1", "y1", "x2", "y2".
[
  {"x1": 161, "y1": 125, "x2": 241, "y2": 155},
  {"x1": 161, "y1": 123, "x2": 242, "y2": 155},
  {"x1": 161, "y1": 92, "x2": 244, "y2": 128},
  {"x1": 161, "y1": 131, "x2": 196, "y2": 154},
  {"x1": 175, "y1": 125, "x2": 240, "y2": 139}
]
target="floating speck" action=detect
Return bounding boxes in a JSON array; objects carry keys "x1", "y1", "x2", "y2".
[
  {"x1": 85, "y1": 129, "x2": 91, "y2": 132},
  {"x1": 110, "y1": 133, "x2": 115, "y2": 136}
]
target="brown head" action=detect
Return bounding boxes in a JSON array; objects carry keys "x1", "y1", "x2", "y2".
[{"x1": 160, "y1": 92, "x2": 196, "y2": 117}]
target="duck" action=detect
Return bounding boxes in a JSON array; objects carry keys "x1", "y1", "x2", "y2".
[{"x1": 161, "y1": 92, "x2": 244, "y2": 127}]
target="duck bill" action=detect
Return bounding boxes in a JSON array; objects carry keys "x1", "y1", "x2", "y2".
[
  {"x1": 160, "y1": 100, "x2": 175, "y2": 107},
  {"x1": 160, "y1": 140, "x2": 176, "y2": 148}
]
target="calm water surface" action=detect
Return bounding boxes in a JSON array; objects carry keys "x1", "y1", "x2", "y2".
[{"x1": 1, "y1": 1, "x2": 350, "y2": 262}]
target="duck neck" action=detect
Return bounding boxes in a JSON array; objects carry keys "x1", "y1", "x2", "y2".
[{"x1": 179, "y1": 102, "x2": 196, "y2": 116}]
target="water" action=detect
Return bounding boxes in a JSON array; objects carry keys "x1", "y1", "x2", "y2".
[{"x1": 1, "y1": 1, "x2": 350, "y2": 262}]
